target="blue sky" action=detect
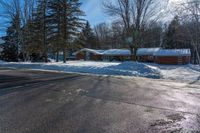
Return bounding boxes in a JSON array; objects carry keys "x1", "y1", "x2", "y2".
[
  {"x1": 0, "y1": 0, "x2": 177, "y2": 37},
  {"x1": 0, "y1": 0, "x2": 108, "y2": 36},
  {"x1": 80, "y1": 0, "x2": 108, "y2": 27}
]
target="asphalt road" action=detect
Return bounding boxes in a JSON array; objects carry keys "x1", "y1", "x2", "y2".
[{"x1": 0, "y1": 68, "x2": 200, "y2": 133}]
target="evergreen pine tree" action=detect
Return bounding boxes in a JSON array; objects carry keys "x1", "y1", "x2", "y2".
[
  {"x1": 78, "y1": 21, "x2": 96, "y2": 49},
  {"x1": 24, "y1": 0, "x2": 49, "y2": 62},
  {"x1": 164, "y1": 16, "x2": 180, "y2": 49},
  {"x1": 1, "y1": 15, "x2": 21, "y2": 62},
  {"x1": 47, "y1": 0, "x2": 63, "y2": 62},
  {"x1": 36, "y1": 0, "x2": 48, "y2": 62},
  {"x1": 48, "y1": 0, "x2": 84, "y2": 63}
]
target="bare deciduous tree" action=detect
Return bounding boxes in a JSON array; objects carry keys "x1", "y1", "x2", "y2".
[
  {"x1": 174, "y1": 0, "x2": 200, "y2": 64},
  {"x1": 103, "y1": 0, "x2": 165, "y2": 56},
  {"x1": 0, "y1": 0, "x2": 21, "y2": 56},
  {"x1": 0, "y1": 0, "x2": 36, "y2": 61},
  {"x1": 94, "y1": 23, "x2": 111, "y2": 49}
]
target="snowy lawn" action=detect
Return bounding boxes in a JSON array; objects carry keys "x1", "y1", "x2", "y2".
[
  {"x1": 0, "y1": 61, "x2": 160, "y2": 79},
  {"x1": 146, "y1": 63, "x2": 200, "y2": 82},
  {"x1": 0, "y1": 60, "x2": 199, "y2": 82}
]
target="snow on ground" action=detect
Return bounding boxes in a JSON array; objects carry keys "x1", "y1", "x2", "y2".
[
  {"x1": 0, "y1": 60, "x2": 199, "y2": 82},
  {"x1": 0, "y1": 61, "x2": 160, "y2": 79},
  {"x1": 0, "y1": 60, "x2": 5, "y2": 63},
  {"x1": 189, "y1": 64, "x2": 200, "y2": 72},
  {"x1": 146, "y1": 63, "x2": 200, "y2": 83}
]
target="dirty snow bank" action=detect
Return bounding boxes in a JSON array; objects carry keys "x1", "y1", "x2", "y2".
[{"x1": 0, "y1": 61, "x2": 160, "y2": 79}]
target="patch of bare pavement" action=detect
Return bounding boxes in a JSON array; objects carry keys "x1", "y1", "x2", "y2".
[{"x1": 0, "y1": 68, "x2": 200, "y2": 133}]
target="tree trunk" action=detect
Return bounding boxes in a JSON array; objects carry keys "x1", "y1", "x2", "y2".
[
  {"x1": 62, "y1": 2, "x2": 67, "y2": 63},
  {"x1": 63, "y1": 48, "x2": 66, "y2": 63},
  {"x1": 130, "y1": 45, "x2": 136, "y2": 61},
  {"x1": 130, "y1": 46, "x2": 134, "y2": 55},
  {"x1": 195, "y1": 45, "x2": 200, "y2": 65},
  {"x1": 43, "y1": 0, "x2": 48, "y2": 63},
  {"x1": 56, "y1": 51, "x2": 59, "y2": 62}
]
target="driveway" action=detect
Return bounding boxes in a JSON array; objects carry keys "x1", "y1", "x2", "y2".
[{"x1": 0, "y1": 68, "x2": 200, "y2": 133}]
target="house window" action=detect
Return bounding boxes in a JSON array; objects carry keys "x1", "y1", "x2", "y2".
[{"x1": 148, "y1": 56, "x2": 153, "y2": 60}]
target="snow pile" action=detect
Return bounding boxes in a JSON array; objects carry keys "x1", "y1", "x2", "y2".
[
  {"x1": 0, "y1": 61, "x2": 199, "y2": 82},
  {"x1": 0, "y1": 61, "x2": 161, "y2": 79},
  {"x1": 104, "y1": 62, "x2": 160, "y2": 78},
  {"x1": 146, "y1": 63, "x2": 200, "y2": 82}
]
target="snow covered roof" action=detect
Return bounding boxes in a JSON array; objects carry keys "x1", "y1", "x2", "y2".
[
  {"x1": 74, "y1": 48, "x2": 131, "y2": 56},
  {"x1": 72, "y1": 48, "x2": 103, "y2": 55},
  {"x1": 102, "y1": 49, "x2": 131, "y2": 56},
  {"x1": 136, "y1": 48, "x2": 161, "y2": 56},
  {"x1": 0, "y1": 47, "x2": 3, "y2": 52},
  {"x1": 154, "y1": 49, "x2": 191, "y2": 56},
  {"x1": 80, "y1": 48, "x2": 105, "y2": 55},
  {"x1": 0, "y1": 39, "x2": 5, "y2": 45}
]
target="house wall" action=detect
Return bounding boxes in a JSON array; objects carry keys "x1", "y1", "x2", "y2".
[
  {"x1": 103, "y1": 55, "x2": 134, "y2": 61},
  {"x1": 76, "y1": 52, "x2": 102, "y2": 61},
  {"x1": 137, "y1": 55, "x2": 154, "y2": 62},
  {"x1": 76, "y1": 52, "x2": 85, "y2": 60},
  {"x1": 130, "y1": 55, "x2": 136, "y2": 61},
  {"x1": 154, "y1": 56, "x2": 190, "y2": 65},
  {"x1": 91, "y1": 54, "x2": 102, "y2": 61}
]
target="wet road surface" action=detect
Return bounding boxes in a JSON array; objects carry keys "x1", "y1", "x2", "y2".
[{"x1": 0, "y1": 68, "x2": 200, "y2": 133}]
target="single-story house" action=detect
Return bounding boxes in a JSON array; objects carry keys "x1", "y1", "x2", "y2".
[
  {"x1": 136, "y1": 48, "x2": 160, "y2": 62},
  {"x1": 0, "y1": 38, "x2": 5, "y2": 54},
  {"x1": 102, "y1": 49, "x2": 132, "y2": 61},
  {"x1": 74, "y1": 48, "x2": 105, "y2": 61},
  {"x1": 74, "y1": 48, "x2": 133, "y2": 61},
  {"x1": 0, "y1": 46, "x2": 3, "y2": 54},
  {"x1": 154, "y1": 49, "x2": 191, "y2": 65},
  {"x1": 74, "y1": 48, "x2": 191, "y2": 65}
]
